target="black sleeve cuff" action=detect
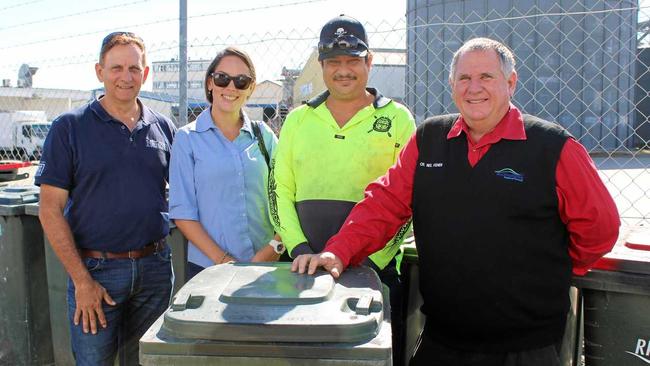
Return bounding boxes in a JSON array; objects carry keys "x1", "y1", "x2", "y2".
[{"x1": 290, "y1": 242, "x2": 315, "y2": 258}]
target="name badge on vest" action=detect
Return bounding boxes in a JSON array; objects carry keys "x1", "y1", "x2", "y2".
[{"x1": 419, "y1": 161, "x2": 443, "y2": 168}]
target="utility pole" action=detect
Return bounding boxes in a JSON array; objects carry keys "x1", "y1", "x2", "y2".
[{"x1": 179, "y1": 0, "x2": 188, "y2": 126}]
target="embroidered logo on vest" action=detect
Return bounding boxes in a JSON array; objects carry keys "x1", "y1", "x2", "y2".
[{"x1": 494, "y1": 168, "x2": 524, "y2": 182}]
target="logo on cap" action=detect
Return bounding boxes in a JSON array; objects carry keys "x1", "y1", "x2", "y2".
[{"x1": 318, "y1": 14, "x2": 369, "y2": 61}]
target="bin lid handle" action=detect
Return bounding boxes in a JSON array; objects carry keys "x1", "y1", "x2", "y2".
[
  {"x1": 171, "y1": 293, "x2": 191, "y2": 311},
  {"x1": 21, "y1": 194, "x2": 38, "y2": 203},
  {"x1": 354, "y1": 295, "x2": 373, "y2": 315}
]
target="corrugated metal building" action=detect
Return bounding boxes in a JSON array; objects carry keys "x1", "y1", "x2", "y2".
[{"x1": 406, "y1": 0, "x2": 638, "y2": 151}]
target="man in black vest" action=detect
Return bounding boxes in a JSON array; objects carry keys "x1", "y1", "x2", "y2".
[{"x1": 292, "y1": 37, "x2": 620, "y2": 366}]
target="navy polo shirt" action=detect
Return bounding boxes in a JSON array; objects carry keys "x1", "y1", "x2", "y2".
[{"x1": 35, "y1": 98, "x2": 176, "y2": 252}]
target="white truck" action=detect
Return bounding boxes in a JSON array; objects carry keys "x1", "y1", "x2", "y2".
[{"x1": 0, "y1": 110, "x2": 52, "y2": 161}]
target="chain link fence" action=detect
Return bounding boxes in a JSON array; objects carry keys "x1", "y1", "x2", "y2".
[{"x1": 0, "y1": 1, "x2": 648, "y2": 224}]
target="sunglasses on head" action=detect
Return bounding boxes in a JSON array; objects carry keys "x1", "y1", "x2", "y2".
[
  {"x1": 318, "y1": 34, "x2": 368, "y2": 53},
  {"x1": 210, "y1": 72, "x2": 253, "y2": 90},
  {"x1": 101, "y1": 31, "x2": 141, "y2": 48}
]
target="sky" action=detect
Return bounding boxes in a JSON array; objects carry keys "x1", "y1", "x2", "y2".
[{"x1": 0, "y1": 0, "x2": 408, "y2": 91}]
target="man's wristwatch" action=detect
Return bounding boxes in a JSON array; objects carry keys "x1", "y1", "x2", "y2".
[{"x1": 269, "y1": 239, "x2": 286, "y2": 254}]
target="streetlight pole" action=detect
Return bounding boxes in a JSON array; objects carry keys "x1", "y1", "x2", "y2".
[{"x1": 179, "y1": 0, "x2": 188, "y2": 126}]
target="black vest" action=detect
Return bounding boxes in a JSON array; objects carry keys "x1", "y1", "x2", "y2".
[{"x1": 412, "y1": 114, "x2": 572, "y2": 352}]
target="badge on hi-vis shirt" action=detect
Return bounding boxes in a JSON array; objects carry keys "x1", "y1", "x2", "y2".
[{"x1": 368, "y1": 115, "x2": 393, "y2": 137}]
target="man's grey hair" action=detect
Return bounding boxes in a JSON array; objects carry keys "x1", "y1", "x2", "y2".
[{"x1": 449, "y1": 37, "x2": 516, "y2": 81}]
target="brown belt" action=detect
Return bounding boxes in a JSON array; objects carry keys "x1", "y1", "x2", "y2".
[{"x1": 80, "y1": 240, "x2": 165, "y2": 259}]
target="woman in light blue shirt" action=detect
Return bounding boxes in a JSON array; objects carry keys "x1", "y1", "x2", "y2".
[{"x1": 169, "y1": 47, "x2": 280, "y2": 279}]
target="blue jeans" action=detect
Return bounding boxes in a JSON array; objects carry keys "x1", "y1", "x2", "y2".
[{"x1": 67, "y1": 244, "x2": 172, "y2": 366}]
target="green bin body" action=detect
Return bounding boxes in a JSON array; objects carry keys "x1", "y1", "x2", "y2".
[
  {"x1": 140, "y1": 263, "x2": 392, "y2": 365},
  {"x1": 400, "y1": 238, "x2": 580, "y2": 366},
  {"x1": 400, "y1": 240, "x2": 424, "y2": 366},
  {"x1": 25, "y1": 203, "x2": 188, "y2": 366},
  {"x1": 0, "y1": 186, "x2": 53, "y2": 365},
  {"x1": 572, "y1": 226, "x2": 650, "y2": 366},
  {"x1": 167, "y1": 222, "x2": 188, "y2": 295}
]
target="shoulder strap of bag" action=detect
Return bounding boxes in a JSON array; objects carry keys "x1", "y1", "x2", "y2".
[{"x1": 251, "y1": 121, "x2": 271, "y2": 169}]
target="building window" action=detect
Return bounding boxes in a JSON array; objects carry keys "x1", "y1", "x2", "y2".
[
  {"x1": 189, "y1": 81, "x2": 203, "y2": 89},
  {"x1": 157, "y1": 64, "x2": 180, "y2": 72},
  {"x1": 300, "y1": 83, "x2": 313, "y2": 97},
  {"x1": 166, "y1": 81, "x2": 179, "y2": 89},
  {"x1": 189, "y1": 63, "x2": 203, "y2": 71}
]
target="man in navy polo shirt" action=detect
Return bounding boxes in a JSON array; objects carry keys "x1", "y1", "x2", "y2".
[{"x1": 36, "y1": 32, "x2": 176, "y2": 365}]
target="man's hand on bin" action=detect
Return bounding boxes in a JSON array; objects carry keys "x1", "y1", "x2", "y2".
[
  {"x1": 74, "y1": 279, "x2": 116, "y2": 334},
  {"x1": 291, "y1": 252, "x2": 344, "y2": 278}
]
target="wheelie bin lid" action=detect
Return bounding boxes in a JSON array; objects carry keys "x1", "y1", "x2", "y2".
[
  {"x1": 161, "y1": 262, "x2": 385, "y2": 343},
  {"x1": 0, "y1": 186, "x2": 40, "y2": 215},
  {"x1": 24, "y1": 202, "x2": 39, "y2": 216}
]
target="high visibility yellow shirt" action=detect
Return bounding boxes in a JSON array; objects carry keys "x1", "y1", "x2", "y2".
[{"x1": 269, "y1": 88, "x2": 415, "y2": 269}]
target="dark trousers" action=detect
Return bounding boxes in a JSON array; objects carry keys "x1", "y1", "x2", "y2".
[{"x1": 410, "y1": 326, "x2": 560, "y2": 366}]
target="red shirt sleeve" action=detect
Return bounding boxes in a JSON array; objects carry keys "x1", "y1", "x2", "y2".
[
  {"x1": 326, "y1": 134, "x2": 418, "y2": 268},
  {"x1": 556, "y1": 138, "x2": 620, "y2": 275}
]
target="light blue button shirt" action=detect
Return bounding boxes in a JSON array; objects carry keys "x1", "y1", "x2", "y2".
[{"x1": 169, "y1": 108, "x2": 277, "y2": 267}]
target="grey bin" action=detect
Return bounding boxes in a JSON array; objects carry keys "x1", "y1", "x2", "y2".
[
  {"x1": 26, "y1": 202, "x2": 75, "y2": 366},
  {"x1": 0, "y1": 186, "x2": 54, "y2": 366},
  {"x1": 400, "y1": 239, "x2": 581, "y2": 366},
  {"x1": 572, "y1": 226, "x2": 650, "y2": 366},
  {"x1": 140, "y1": 262, "x2": 392, "y2": 365},
  {"x1": 24, "y1": 202, "x2": 189, "y2": 366}
]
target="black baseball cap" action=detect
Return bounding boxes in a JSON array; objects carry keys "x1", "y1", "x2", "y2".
[{"x1": 318, "y1": 14, "x2": 369, "y2": 61}]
